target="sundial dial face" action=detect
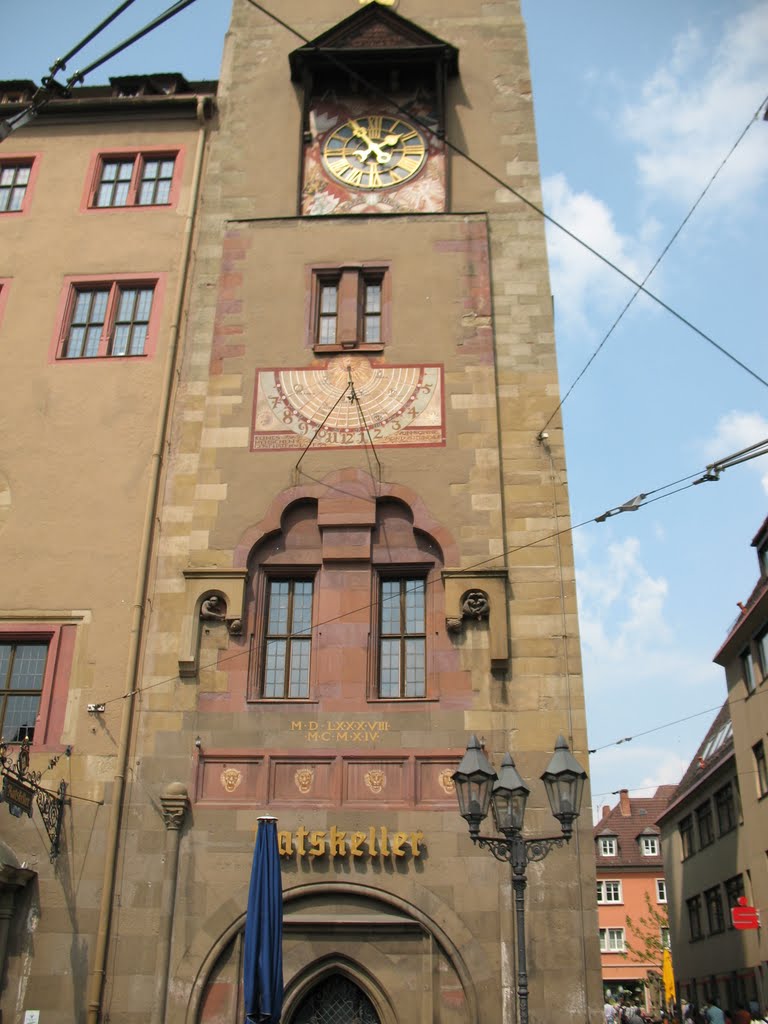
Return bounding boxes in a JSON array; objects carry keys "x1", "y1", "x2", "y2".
[{"x1": 251, "y1": 357, "x2": 444, "y2": 451}]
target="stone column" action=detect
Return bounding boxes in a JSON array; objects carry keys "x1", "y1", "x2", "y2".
[{"x1": 151, "y1": 782, "x2": 189, "y2": 1024}]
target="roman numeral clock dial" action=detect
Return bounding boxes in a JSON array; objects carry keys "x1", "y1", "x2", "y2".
[{"x1": 322, "y1": 116, "x2": 428, "y2": 190}]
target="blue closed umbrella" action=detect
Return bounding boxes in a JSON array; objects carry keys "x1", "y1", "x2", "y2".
[{"x1": 243, "y1": 816, "x2": 283, "y2": 1023}]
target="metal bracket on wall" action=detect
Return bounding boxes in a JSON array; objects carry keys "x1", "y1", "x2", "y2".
[{"x1": 0, "y1": 738, "x2": 68, "y2": 860}]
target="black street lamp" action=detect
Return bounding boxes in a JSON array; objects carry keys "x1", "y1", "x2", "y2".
[{"x1": 453, "y1": 735, "x2": 588, "y2": 1024}]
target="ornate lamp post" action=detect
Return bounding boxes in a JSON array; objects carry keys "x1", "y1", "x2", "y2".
[{"x1": 453, "y1": 735, "x2": 587, "y2": 1024}]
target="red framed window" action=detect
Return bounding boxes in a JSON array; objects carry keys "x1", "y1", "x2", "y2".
[
  {"x1": 0, "y1": 157, "x2": 37, "y2": 214},
  {"x1": 53, "y1": 276, "x2": 164, "y2": 361},
  {"x1": 0, "y1": 641, "x2": 47, "y2": 743},
  {"x1": 0, "y1": 624, "x2": 75, "y2": 750},
  {"x1": 87, "y1": 150, "x2": 180, "y2": 209},
  {"x1": 308, "y1": 263, "x2": 390, "y2": 351}
]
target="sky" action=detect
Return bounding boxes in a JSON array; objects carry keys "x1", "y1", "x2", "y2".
[{"x1": 2, "y1": 0, "x2": 767, "y2": 821}]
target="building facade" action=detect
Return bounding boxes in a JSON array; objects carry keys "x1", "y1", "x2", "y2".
[
  {"x1": 0, "y1": 3, "x2": 603, "y2": 1022},
  {"x1": 594, "y1": 787, "x2": 673, "y2": 1015},
  {"x1": 659, "y1": 517, "x2": 768, "y2": 1014},
  {"x1": 0, "y1": 71, "x2": 215, "y2": 1020}
]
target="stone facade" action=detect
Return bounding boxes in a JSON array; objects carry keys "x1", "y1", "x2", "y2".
[{"x1": 0, "y1": 3, "x2": 602, "y2": 1022}]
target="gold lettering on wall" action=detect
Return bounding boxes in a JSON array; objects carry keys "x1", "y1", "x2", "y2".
[
  {"x1": 290, "y1": 720, "x2": 391, "y2": 743},
  {"x1": 268, "y1": 824, "x2": 424, "y2": 859}
]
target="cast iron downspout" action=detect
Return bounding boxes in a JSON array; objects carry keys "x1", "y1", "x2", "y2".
[{"x1": 86, "y1": 95, "x2": 211, "y2": 1024}]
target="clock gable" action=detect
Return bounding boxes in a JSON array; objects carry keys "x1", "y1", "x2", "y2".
[{"x1": 291, "y1": 8, "x2": 458, "y2": 217}]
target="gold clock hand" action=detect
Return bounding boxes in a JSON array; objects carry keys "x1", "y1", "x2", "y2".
[{"x1": 348, "y1": 120, "x2": 393, "y2": 163}]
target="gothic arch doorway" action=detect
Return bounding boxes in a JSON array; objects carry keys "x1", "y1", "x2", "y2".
[{"x1": 290, "y1": 973, "x2": 381, "y2": 1024}]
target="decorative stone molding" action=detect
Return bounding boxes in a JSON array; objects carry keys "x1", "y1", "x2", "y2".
[
  {"x1": 178, "y1": 568, "x2": 248, "y2": 677},
  {"x1": 160, "y1": 782, "x2": 189, "y2": 831},
  {"x1": 442, "y1": 568, "x2": 509, "y2": 665}
]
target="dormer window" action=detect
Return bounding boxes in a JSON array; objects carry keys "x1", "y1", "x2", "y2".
[
  {"x1": 598, "y1": 837, "x2": 616, "y2": 856},
  {"x1": 640, "y1": 836, "x2": 659, "y2": 856}
]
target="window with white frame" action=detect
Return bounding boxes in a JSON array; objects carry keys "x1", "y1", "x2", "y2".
[
  {"x1": 640, "y1": 836, "x2": 659, "y2": 856},
  {"x1": 599, "y1": 928, "x2": 625, "y2": 952},
  {"x1": 596, "y1": 880, "x2": 623, "y2": 904},
  {"x1": 656, "y1": 879, "x2": 667, "y2": 903},
  {"x1": 598, "y1": 837, "x2": 617, "y2": 856}
]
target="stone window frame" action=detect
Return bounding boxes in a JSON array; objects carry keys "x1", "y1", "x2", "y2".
[
  {"x1": 704, "y1": 885, "x2": 725, "y2": 935},
  {"x1": 687, "y1": 894, "x2": 703, "y2": 941},
  {"x1": 0, "y1": 623, "x2": 75, "y2": 751},
  {"x1": 50, "y1": 273, "x2": 166, "y2": 362},
  {"x1": 723, "y1": 873, "x2": 745, "y2": 929},
  {"x1": 714, "y1": 781, "x2": 738, "y2": 835},
  {"x1": 82, "y1": 146, "x2": 184, "y2": 212},
  {"x1": 679, "y1": 814, "x2": 696, "y2": 859},
  {"x1": 248, "y1": 566, "x2": 320, "y2": 703},
  {"x1": 306, "y1": 261, "x2": 391, "y2": 353},
  {"x1": 754, "y1": 739, "x2": 768, "y2": 799},
  {"x1": 695, "y1": 798, "x2": 715, "y2": 848}
]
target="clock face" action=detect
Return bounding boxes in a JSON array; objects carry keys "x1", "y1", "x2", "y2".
[{"x1": 322, "y1": 116, "x2": 428, "y2": 190}]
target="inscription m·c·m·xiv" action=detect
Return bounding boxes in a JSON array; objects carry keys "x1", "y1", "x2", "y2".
[{"x1": 290, "y1": 720, "x2": 391, "y2": 743}]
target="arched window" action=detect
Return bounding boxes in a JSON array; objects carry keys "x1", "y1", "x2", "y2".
[{"x1": 292, "y1": 974, "x2": 381, "y2": 1024}]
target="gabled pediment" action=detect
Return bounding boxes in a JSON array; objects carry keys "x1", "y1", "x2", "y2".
[{"x1": 289, "y1": 6, "x2": 458, "y2": 81}]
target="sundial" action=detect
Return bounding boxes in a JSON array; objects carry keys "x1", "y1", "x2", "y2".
[{"x1": 251, "y1": 356, "x2": 443, "y2": 451}]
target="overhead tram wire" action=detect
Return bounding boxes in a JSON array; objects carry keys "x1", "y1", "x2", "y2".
[
  {"x1": 0, "y1": 0, "x2": 200, "y2": 141},
  {"x1": 46, "y1": 0, "x2": 141, "y2": 81},
  {"x1": 243, "y1": 0, "x2": 768, "y2": 393},
  {"x1": 539, "y1": 90, "x2": 768, "y2": 436},
  {"x1": 347, "y1": 366, "x2": 382, "y2": 482},
  {"x1": 91, "y1": 439, "x2": 768, "y2": 711},
  {"x1": 293, "y1": 378, "x2": 354, "y2": 474}
]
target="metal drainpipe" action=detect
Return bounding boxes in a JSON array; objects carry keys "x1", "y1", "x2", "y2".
[{"x1": 86, "y1": 95, "x2": 212, "y2": 1024}]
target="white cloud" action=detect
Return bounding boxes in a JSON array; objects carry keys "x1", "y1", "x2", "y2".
[
  {"x1": 575, "y1": 532, "x2": 720, "y2": 691},
  {"x1": 703, "y1": 410, "x2": 768, "y2": 494},
  {"x1": 622, "y1": 2, "x2": 768, "y2": 204},
  {"x1": 543, "y1": 174, "x2": 653, "y2": 331}
]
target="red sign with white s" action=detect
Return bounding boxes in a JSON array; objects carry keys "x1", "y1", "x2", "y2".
[{"x1": 732, "y1": 897, "x2": 760, "y2": 930}]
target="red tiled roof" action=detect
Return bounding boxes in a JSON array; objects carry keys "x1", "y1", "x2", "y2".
[{"x1": 593, "y1": 786, "x2": 676, "y2": 868}]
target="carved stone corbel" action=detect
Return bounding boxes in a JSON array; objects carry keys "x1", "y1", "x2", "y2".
[
  {"x1": 442, "y1": 568, "x2": 509, "y2": 665},
  {"x1": 179, "y1": 568, "x2": 248, "y2": 677}
]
